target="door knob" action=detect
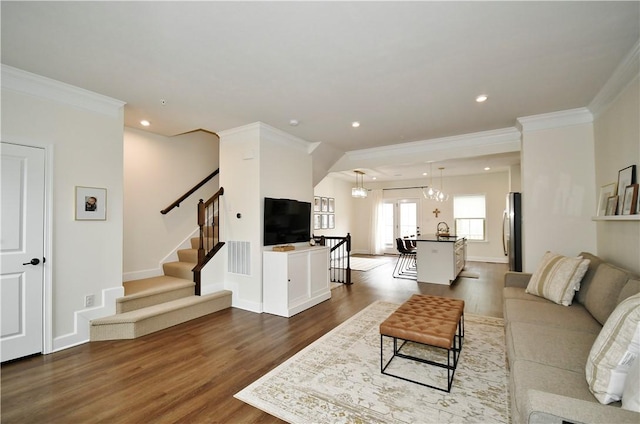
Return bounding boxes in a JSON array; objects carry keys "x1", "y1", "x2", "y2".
[{"x1": 23, "y1": 258, "x2": 40, "y2": 266}]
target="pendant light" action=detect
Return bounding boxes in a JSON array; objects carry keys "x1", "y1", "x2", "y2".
[
  {"x1": 351, "y1": 170, "x2": 368, "y2": 198},
  {"x1": 436, "y1": 167, "x2": 449, "y2": 202}
]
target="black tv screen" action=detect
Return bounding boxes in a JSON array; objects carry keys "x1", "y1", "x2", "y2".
[{"x1": 264, "y1": 197, "x2": 311, "y2": 246}]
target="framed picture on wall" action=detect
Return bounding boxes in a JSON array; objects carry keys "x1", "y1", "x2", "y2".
[
  {"x1": 314, "y1": 197, "x2": 321, "y2": 212},
  {"x1": 75, "y1": 186, "x2": 107, "y2": 220},
  {"x1": 605, "y1": 195, "x2": 618, "y2": 216},
  {"x1": 328, "y1": 198, "x2": 335, "y2": 213},
  {"x1": 314, "y1": 214, "x2": 321, "y2": 230},
  {"x1": 597, "y1": 182, "x2": 617, "y2": 216},
  {"x1": 321, "y1": 214, "x2": 328, "y2": 229},
  {"x1": 321, "y1": 197, "x2": 328, "y2": 212},
  {"x1": 622, "y1": 184, "x2": 639, "y2": 215},
  {"x1": 617, "y1": 165, "x2": 636, "y2": 213},
  {"x1": 328, "y1": 214, "x2": 335, "y2": 229}
]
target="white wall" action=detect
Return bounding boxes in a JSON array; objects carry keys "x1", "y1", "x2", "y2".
[
  {"x1": 1, "y1": 66, "x2": 125, "y2": 350},
  {"x1": 123, "y1": 128, "x2": 219, "y2": 279},
  {"x1": 348, "y1": 171, "x2": 510, "y2": 261},
  {"x1": 593, "y1": 76, "x2": 640, "y2": 274},
  {"x1": 519, "y1": 110, "x2": 597, "y2": 272},
  {"x1": 219, "y1": 122, "x2": 314, "y2": 313}
]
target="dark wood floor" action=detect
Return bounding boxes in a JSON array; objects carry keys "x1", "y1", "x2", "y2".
[{"x1": 1, "y1": 257, "x2": 506, "y2": 424}]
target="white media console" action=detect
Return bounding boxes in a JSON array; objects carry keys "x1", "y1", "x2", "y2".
[{"x1": 263, "y1": 245, "x2": 331, "y2": 317}]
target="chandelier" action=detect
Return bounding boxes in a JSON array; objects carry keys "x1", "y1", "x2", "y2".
[
  {"x1": 422, "y1": 163, "x2": 449, "y2": 202},
  {"x1": 351, "y1": 170, "x2": 368, "y2": 198}
]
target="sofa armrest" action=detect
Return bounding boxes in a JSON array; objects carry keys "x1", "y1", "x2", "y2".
[
  {"x1": 504, "y1": 271, "x2": 532, "y2": 288},
  {"x1": 524, "y1": 390, "x2": 640, "y2": 424}
]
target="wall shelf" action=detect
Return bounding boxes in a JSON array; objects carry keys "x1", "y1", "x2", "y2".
[{"x1": 592, "y1": 215, "x2": 640, "y2": 221}]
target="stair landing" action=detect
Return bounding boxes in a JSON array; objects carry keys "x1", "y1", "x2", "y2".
[{"x1": 91, "y1": 275, "x2": 231, "y2": 341}]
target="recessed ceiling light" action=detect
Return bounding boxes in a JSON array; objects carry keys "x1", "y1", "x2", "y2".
[
  {"x1": 372, "y1": 177, "x2": 377, "y2": 180},
  {"x1": 289, "y1": 119, "x2": 299, "y2": 126},
  {"x1": 351, "y1": 121, "x2": 360, "y2": 128},
  {"x1": 476, "y1": 94, "x2": 488, "y2": 103},
  {"x1": 140, "y1": 120, "x2": 151, "y2": 127},
  {"x1": 422, "y1": 172, "x2": 428, "y2": 176},
  {"x1": 484, "y1": 167, "x2": 491, "y2": 171}
]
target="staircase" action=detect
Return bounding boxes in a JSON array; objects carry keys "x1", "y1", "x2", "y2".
[{"x1": 90, "y1": 232, "x2": 231, "y2": 341}]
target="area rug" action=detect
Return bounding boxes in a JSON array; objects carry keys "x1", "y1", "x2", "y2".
[
  {"x1": 235, "y1": 301, "x2": 510, "y2": 423},
  {"x1": 338, "y1": 256, "x2": 386, "y2": 271}
]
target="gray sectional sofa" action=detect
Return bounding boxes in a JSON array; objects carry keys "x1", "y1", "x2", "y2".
[{"x1": 503, "y1": 252, "x2": 640, "y2": 424}]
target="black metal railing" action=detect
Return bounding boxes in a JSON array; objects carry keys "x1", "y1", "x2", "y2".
[{"x1": 317, "y1": 233, "x2": 352, "y2": 285}]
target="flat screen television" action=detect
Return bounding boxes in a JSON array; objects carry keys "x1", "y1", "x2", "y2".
[{"x1": 264, "y1": 197, "x2": 311, "y2": 246}]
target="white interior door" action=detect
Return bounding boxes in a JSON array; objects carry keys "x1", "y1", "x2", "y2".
[
  {"x1": 381, "y1": 199, "x2": 419, "y2": 254},
  {"x1": 1, "y1": 142, "x2": 45, "y2": 362}
]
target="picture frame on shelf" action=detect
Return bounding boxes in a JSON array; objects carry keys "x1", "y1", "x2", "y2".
[
  {"x1": 617, "y1": 165, "x2": 636, "y2": 212},
  {"x1": 621, "y1": 184, "x2": 639, "y2": 215},
  {"x1": 314, "y1": 197, "x2": 321, "y2": 212},
  {"x1": 75, "y1": 186, "x2": 107, "y2": 221},
  {"x1": 605, "y1": 195, "x2": 618, "y2": 216},
  {"x1": 597, "y1": 182, "x2": 617, "y2": 216}
]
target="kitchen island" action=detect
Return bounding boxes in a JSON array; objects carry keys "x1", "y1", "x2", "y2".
[{"x1": 415, "y1": 235, "x2": 467, "y2": 285}]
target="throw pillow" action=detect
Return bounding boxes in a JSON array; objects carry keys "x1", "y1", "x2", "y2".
[
  {"x1": 586, "y1": 293, "x2": 640, "y2": 404},
  {"x1": 525, "y1": 251, "x2": 590, "y2": 306},
  {"x1": 622, "y1": 348, "x2": 640, "y2": 412}
]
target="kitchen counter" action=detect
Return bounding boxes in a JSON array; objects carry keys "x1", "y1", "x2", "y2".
[
  {"x1": 416, "y1": 234, "x2": 465, "y2": 243},
  {"x1": 415, "y1": 235, "x2": 467, "y2": 285}
]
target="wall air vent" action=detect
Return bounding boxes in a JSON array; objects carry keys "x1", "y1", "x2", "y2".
[{"x1": 228, "y1": 241, "x2": 250, "y2": 275}]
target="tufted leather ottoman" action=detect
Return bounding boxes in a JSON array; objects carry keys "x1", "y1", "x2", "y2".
[{"x1": 379, "y1": 294, "x2": 464, "y2": 392}]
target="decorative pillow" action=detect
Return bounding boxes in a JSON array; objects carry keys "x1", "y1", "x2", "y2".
[
  {"x1": 622, "y1": 348, "x2": 640, "y2": 412},
  {"x1": 586, "y1": 293, "x2": 640, "y2": 404},
  {"x1": 525, "y1": 251, "x2": 590, "y2": 306}
]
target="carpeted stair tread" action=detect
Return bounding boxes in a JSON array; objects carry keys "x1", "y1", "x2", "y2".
[
  {"x1": 178, "y1": 248, "x2": 198, "y2": 263},
  {"x1": 117, "y1": 278, "x2": 195, "y2": 314},
  {"x1": 123, "y1": 275, "x2": 194, "y2": 296},
  {"x1": 90, "y1": 290, "x2": 232, "y2": 340},
  {"x1": 190, "y1": 237, "x2": 216, "y2": 250},
  {"x1": 163, "y1": 261, "x2": 196, "y2": 280}
]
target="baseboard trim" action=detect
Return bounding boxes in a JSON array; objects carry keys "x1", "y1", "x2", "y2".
[
  {"x1": 467, "y1": 256, "x2": 508, "y2": 263},
  {"x1": 122, "y1": 268, "x2": 163, "y2": 282},
  {"x1": 52, "y1": 286, "x2": 124, "y2": 352}
]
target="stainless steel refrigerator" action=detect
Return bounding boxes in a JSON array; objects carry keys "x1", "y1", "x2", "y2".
[{"x1": 502, "y1": 192, "x2": 522, "y2": 272}]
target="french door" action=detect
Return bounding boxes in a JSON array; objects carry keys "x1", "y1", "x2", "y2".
[{"x1": 381, "y1": 198, "x2": 419, "y2": 255}]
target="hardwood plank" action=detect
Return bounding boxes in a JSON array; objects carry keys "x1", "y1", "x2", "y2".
[{"x1": 1, "y1": 258, "x2": 506, "y2": 423}]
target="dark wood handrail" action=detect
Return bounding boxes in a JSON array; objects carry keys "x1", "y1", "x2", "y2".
[{"x1": 160, "y1": 169, "x2": 219, "y2": 214}]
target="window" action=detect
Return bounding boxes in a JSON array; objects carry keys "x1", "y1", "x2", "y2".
[{"x1": 454, "y1": 195, "x2": 486, "y2": 241}]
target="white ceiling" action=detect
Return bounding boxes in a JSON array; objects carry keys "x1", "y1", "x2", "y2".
[{"x1": 2, "y1": 2, "x2": 638, "y2": 181}]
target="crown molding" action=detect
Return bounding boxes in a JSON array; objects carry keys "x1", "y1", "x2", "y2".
[
  {"x1": 589, "y1": 39, "x2": 640, "y2": 118},
  {"x1": 344, "y1": 127, "x2": 521, "y2": 162},
  {"x1": 219, "y1": 121, "x2": 315, "y2": 154},
  {"x1": 1, "y1": 65, "x2": 125, "y2": 117},
  {"x1": 516, "y1": 107, "x2": 593, "y2": 133}
]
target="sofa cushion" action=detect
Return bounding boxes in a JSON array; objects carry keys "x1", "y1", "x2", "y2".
[
  {"x1": 586, "y1": 293, "x2": 640, "y2": 404},
  {"x1": 584, "y1": 263, "x2": 635, "y2": 325},
  {"x1": 622, "y1": 354, "x2": 640, "y2": 412},
  {"x1": 506, "y1": 321, "x2": 598, "y2": 373},
  {"x1": 576, "y1": 252, "x2": 604, "y2": 305},
  {"x1": 503, "y1": 287, "x2": 550, "y2": 302},
  {"x1": 619, "y1": 279, "x2": 640, "y2": 305},
  {"x1": 526, "y1": 252, "x2": 590, "y2": 306},
  {"x1": 504, "y1": 298, "x2": 603, "y2": 333}
]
